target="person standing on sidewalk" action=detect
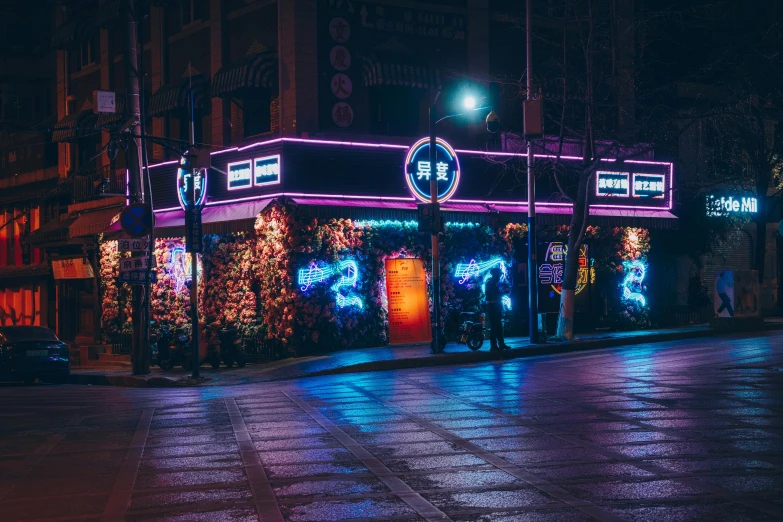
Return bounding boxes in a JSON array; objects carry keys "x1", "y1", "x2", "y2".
[{"x1": 485, "y1": 266, "x2": 510, "y2": 351}]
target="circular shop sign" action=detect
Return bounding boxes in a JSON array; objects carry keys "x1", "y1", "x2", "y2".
[{"x1": 405, "y1": 137, "x2": 460, "y2": 203}]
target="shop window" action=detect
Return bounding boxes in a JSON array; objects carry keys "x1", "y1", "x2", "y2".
[
  {"x1": 369, "y1": 87, "x2": 421, "y2": 136},
  {"x1": 181, "y1": 0, "x2": 206, "y2": 26},
  {"x1": 243, "y1": 92, "x2": 271, "y2": 138},
  {"x1": 77, "y1": 36, "x2": 98, "y2": 71}
]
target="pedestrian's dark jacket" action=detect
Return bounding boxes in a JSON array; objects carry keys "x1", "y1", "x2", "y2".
[{"x1": 485, "y1": 275, "x2": 501, "y2": 303}]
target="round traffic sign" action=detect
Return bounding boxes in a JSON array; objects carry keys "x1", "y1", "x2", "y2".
[{"x1": 120, "y1": 203, "x2": 155, "y2": 238}]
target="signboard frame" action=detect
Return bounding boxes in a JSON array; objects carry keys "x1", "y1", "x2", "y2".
[{"x1": 385, "y1": 258, "x2": 432, "y2": 345}]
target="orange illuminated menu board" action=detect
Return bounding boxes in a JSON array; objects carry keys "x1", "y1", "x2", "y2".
[{"x1": 385, "y1": 258, "x2": 432, "y2": 345}]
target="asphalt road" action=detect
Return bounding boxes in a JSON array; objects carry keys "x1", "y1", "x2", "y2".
[{"x1": 1, "y1": 330, "x2": 782, "y2": 521}]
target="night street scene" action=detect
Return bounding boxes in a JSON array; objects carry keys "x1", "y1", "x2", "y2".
[{"x1": 1, "y1": 0, "x2": 783, "y2": 521}]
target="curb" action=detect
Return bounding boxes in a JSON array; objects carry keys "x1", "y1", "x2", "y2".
[
  {"x1": 68, "y1": 373, "x2": 208, "y2": 387},
  {"x1": 302, "y1": 324, "x2": 782, "y2": 378},
  {"x1": 68, "y1": 323, "x2": 781, "y2": 387}
]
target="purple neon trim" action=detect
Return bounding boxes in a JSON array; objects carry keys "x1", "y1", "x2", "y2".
[
  {"x1": 158, "y1": 192, "x2": 672, "y2": 213},
  {"x1": 211, "y1": 147, "x2": 239, "y2": 156},
  {"x1": 147, "y1": 160, "x2": 178, "y2": 169},
  {"x1": 236, "y1": 138, "x2": 284, "y2": 152}
]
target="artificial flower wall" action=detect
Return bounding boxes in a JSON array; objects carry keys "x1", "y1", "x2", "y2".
[{"x1": 99, "y1": 203, "x2": 652, "y2": 350}]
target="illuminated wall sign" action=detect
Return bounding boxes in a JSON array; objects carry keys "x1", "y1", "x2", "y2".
[
  {"x1": 538, "y1": 242, "x2": 590, "y2": 295},
  {"x1": 596, "y1": 172, "x2": 630, "y2": 197},
  {"x1": 176, "y1": 156, "x2": 207, "y2": 210},
  {"x1": 621, "y1": 260, "x2": 647, "y2": 307},
  {"x1": 298, "y1": 259, "x2": 363, "y2": 308},
  {"x1": 405, "y1": 137, "x2": 460, "y2": 203},
  {"x1": 633, "y1": 174, "x2": 665, "y2": 199},
  {"x1": 454, "y1": 258, "x2": 512, "y2": 311},
  {"x1": 227, "y1": 160, "x2": 252, "y2": 190},
  {"x1": 254, "y1": 155, "x2": 281, "y2": 187},
  {"x1": 706, "y1": 195, "x2": 758, "y2": 217},
  {"x1": 171, "y1": 247, "x2": 203, "y2": 292}
]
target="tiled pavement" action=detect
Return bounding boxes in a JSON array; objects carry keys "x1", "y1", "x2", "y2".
[{"x1": 1, "y1": 331, "x2": 783, "y2": 521}]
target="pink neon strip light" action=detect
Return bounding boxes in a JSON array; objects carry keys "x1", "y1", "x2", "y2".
[
  {"x1": 146, "y1": 136, "x2": 673, "y2": 168},
  {"x1": 156, "y1": 192, "x2": 673, "y2": 214}
]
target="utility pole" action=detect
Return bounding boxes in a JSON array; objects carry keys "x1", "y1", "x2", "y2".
[
  {"x1": 429, "y1": 103, "x2": 441, "y2": 353},
  {"x1": 188, "y1": 90, "x2": 201, "y2": 379},
  {"x1": 526, "y1": 0, "x2": 540, "y2": 344},
  {"x1": 123, "y1": 0, "x2": 150, "y2": 374}
]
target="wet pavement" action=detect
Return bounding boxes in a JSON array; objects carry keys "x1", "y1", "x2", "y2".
[{"x1": 1, "y1": 330, "x2": 783, "y2": 521}]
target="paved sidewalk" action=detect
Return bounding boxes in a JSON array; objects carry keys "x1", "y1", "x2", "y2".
[{"x1": 67, "y1": 321, "x2": 781, "y2": 387}]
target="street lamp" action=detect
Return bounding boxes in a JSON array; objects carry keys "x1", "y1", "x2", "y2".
[{"x1": 429, "y1": 94, "x2": 499, "y2": 353}]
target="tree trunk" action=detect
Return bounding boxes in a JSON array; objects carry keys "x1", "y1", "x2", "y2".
[{"x1": 556, "y1": 168, "x2": 592, "y2": 340}]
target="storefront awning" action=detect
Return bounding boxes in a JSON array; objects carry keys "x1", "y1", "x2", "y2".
[
  {"x1": 52, "y1": 110, "x2": 98, "y2": 142},
  {"x1": 212, "y1": 50, "x2": 277, "y2": 98},
  {"x1": 69, "y1": 206, "x2": 123, "y2": 238},
  {"x1": 96, "y1": 0, "x2": 121, "y2": 28},
  {"x1": 361, "y1": 55, "x2": 441, "y2": 89},
  {"x1": 51, "y1": 18, "x2": 95, "y2": 50},
  {"x1": 29, "y1": 217, "x2": 79, "y2": 246},
  {"x1": 148, "y1": 73, "x2": 210, "y2": 117},
  {"x1": 106, "y1": 199, "x2": 276, "y2": 233},
  {"x1": 0, "y1": 263, "x2": 51, "y2": 282}
]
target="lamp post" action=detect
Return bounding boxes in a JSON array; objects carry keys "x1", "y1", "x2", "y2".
[
  {"x1": 428, "y1": 95, "x2": 499, "y2": 353},
  {"x1": 525, "y1": 0, "x2": 540, "y2": 344}
]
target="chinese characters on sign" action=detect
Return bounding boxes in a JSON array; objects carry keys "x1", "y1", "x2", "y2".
[
  {"x1": 405, "y1": 137, "x2": 460, "y2": 203},
  {"x1": 118, "y1": 238, "x2": 150, "y2": 252},
  {"x1": 358, "y1": 4, "x2": 466, "y2": 41},
  {"x1": 596, "y1": 172, "x2": 630, "y2": 197},
  {"x1": 328, "y1": 14, "x2": 354, "y2": 128},
  {"x1": 633, "y1": 174, "x2": 665, "y2": 199},
  {"x1": 176, "y1": 158, "x2": 208, "y2": 210},
  {"x1": 385, "y1": 258, "x2": 431, "y2": 345},
  {"x1": 254, "y1": 155, "x2": 281, "y2": 187},
  {"x1": 52, "y1": 258, "x2": 95, "y2": 279},
  {"x1": 119, "y1": 257, "x2": 150, "y2": 272},
  {"x1": 227, "y1": 160, "x2": 252, "y2": 190},
  {"x1": 537, "y1": 242, "x2": 594, "y2": 313}
]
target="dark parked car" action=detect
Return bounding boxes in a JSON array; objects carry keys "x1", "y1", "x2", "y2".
[{"x1": 0, "y1": 326, "x2": 70, "y2": 384}]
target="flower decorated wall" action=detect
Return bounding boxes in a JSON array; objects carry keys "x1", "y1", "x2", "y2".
[{"x1": 99, "y1": 202, "x2": 653, "y2": 350}]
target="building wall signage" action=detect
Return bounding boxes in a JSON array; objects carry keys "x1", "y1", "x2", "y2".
[
  {"x1": 227, "y1": 160, "x2": 253, "y2": 191},
  {"x1": 405, "y1": 137, "x2": 460, "y2": 203},
  {"x1": 52, "y1": 258, "x2": 94, "y2": 279},
  {"x1": 706, "y1": 195, "x2": 758, "y2": 217},
  {"x1": 537, "y1": 242, "x2": 593, "y2": 313},
  {"x1": 254, "y1": 155, "x2": 281, "y2": 187},
  {"x1": 385, "y1": 258, "x2": 431, "y2": 345},
  {"x1": 176, "y1": 157, "x2": 208, "y2": 210},
  {"x1": 227, "y1": 155, "x2": 281, "y2": 191},
  {"x1": 596, "y1": 172, "x2": 630, "y2": 197},
  {"x1": 633, "y1": 174, "x2": 665, "y2": 199}
]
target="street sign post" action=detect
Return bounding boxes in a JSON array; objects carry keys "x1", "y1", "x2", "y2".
[
  {"x1": 119, "y1": 270, "x2": 154, "y2": 284},
  {"x1": 118, "y1": 238, "x2": 151, "y2": 252},
  {"x1": 120, "y1": 257, "x2": 151, "y2": 271},
  {"x1": 181, "y1": 155, "x2": 207, "y2": 379},
  {"x1": 120, "y1": 203, "x2": 155, "y2": 238}
]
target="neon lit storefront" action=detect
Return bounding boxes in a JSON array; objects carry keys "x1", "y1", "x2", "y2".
[{"x1": 100, "y1": 137, "x2": 675, "y2": 353}]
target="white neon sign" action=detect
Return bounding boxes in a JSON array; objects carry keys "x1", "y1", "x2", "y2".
[
  {"x1": 227, "y1": 160, "x2": 252, "y2": 190},
  {"x1": 706, "y1": 195, "x2": 758, "y2": 217}
]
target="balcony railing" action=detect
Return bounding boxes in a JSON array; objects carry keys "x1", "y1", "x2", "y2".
[{"x1": 73, "y1": 166, "x2": 127, "y2": 203}]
